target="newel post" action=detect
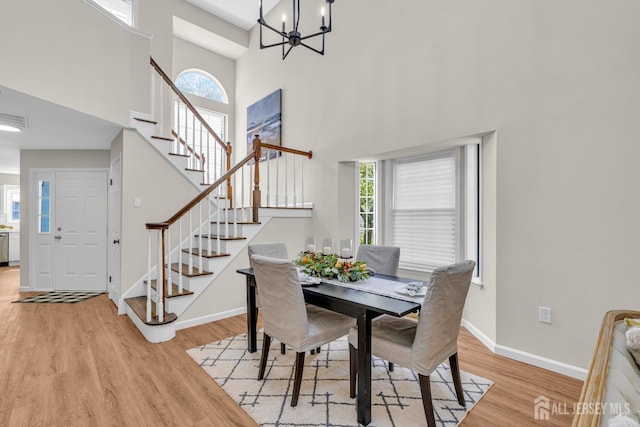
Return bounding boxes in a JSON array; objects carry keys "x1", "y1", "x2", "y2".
[
  {"x1": 226, "y1": 142, "x2": 233, "y2": 206},
  {"x1": 252, "y1": 135, "x2": 262, "y2": 223}
]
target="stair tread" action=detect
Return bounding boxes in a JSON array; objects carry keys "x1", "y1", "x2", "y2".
[
  {"x1": 211, "y1": 221, "x2": 261, "y2": 225},
  {"x1": 185, "y1": 168, "x2": 205, "y2": 172},
  {"x1": 182, "y1": 248, "x2": 230, "y2": 258},
  {"x1": 151, "y1": 135, "x2": 174, "y2": 141},
  {"x1": 170, "y1": 263, "x2": 213, "y2": 277},
  {"x1": 195, "y1": 234, "x2": 247, "y2": 241},
  {"x1": 169, "y1": 152, "x2": 189, "y2": 158},
  {"x1": 146, "y1": 279, "x2": 194, "y2": 298},
  {"x1": 125, "y1": 296, "x2": 177, "y2": 325},
  {"x1": 133, "y1": 117, "x2": 158, "y2": 125}
]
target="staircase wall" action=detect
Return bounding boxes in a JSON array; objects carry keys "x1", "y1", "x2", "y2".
[
  {"x1": 116, "y1": 129, "x2": 199, "y2": 298},
  {"x1": 0, "y1": 0, "x2": 150, "y2": 127},
  {"x1": 177, "y1": 217, "x2": 312, "y2": 327}
]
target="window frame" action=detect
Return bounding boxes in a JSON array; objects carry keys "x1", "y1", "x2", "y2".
[
  {"x1": 175, "y1": 69, "x2": 229, "y2": 104},
  {"x1": 381, "y1": 139, "x2": 483, "y2": 280}
]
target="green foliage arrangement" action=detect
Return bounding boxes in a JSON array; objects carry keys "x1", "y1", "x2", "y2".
[{"x1": 295, "y1": 251, "x2": 370, "y2": 283}]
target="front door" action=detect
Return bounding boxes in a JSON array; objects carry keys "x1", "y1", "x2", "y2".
[{"x1": 53, "y1": 171, "x2": 108, "y2": 291}]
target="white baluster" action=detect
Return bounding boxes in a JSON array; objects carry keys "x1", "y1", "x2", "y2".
[
  {"x1": 233, "y1": 173, "x2": 238, "y2": 237},
  {"x1": 284, "y1": 153, "x2": 288, "y2": 207},
  {"x1": 183, "y1": 104, "x2": 188, "y2": 156},
  {"x1": 216, "y1": 189, "x2": 221, "y2": 255},
  {"x1": 175, "y1": 101, "x2": 180, "y2": 154},
  {"x1": 206, "y1": 133, "x2": 211, "y2": 184},
  {"x1": 225, "y1": 195, "x2": 230, "y2": 238},
  {"x1": 178, "y1": 218, "x2": 183, "y2": 294},
  {"x1": 188, "y1": 211, "x2": 193, "y2": 275},
  {"x1": 167, "y1": 225, "x2": 172, "y2": 296},
  {"x1": 157, "y1": 231, "x2": 163, "y2": 322},
  {"x1": 266, "y1": 149, "x2": 271, "y2": 207},
  {"x1": 159, "y1": 80, "x2": 164, "y2": 137},
  {"x1": 276, "y1": 153, "x2": 280, "y2": 207},
  {"x1": 199, "y1": 201, "x2": 203, "y2": 273},
  {"x1": 301, "y1": 157, "x2": 305, "y2": 208},
  {"x1": 293, "y1": 153, "x2": 297, "y2": 207},
  {"x1": 192, "y1": 112, "x2": 196, "y2": 170},
  {"x1": 146, "y1": 231, "x2": 152, "y2": 323},
  {"x1": 241, "y1": 166, "x2": 246, "y2": 223},
  {"x1": 208, "y1": 193, "x2": 212, "y2": 255}
]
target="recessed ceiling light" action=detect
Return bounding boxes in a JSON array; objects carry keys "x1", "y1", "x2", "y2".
[{"x1": 0, "y1": 124, "x2": 20, "y2": 132}]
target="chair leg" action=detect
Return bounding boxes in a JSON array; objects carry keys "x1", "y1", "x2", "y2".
[
  {"x1": 281, "y1": 342, "x2": 286, "y2": 354},
  {"x1": 388, "y1": 361, "x2": 394, "y2": 372},
  {"x1": 418, "y1": 374, "x2": 436, "y2": 427},
  {"x1": 291, "y1": 352, "x2": 306, "y2": 406},
  {"x1": 449, "y1": 352, "x2": 466, "y2": 407},
  {"x1": 310, "y1": 346, "x2": 321, "y2": 355},
  {"x1": 258, "y1": 334, "x2": 271, "y2": 380},
  {"x1": 349, "y1": 343, "x2": 357, "y2": 398}
]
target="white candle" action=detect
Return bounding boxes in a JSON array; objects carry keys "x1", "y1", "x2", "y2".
[
  {"x1": 323, "y1": 246, "x2": 332, "y2": 255},
  {"x1": 341, "y1": 248, "x2": 351, "y2": 258},
  {"x1": 307, "y1": 244, "x2": 316, "y2": 252}
]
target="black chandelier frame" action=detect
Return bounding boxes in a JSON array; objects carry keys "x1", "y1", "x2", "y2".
[{"x1": 258, "y1": 0, "x2": 335, "y2": 60}]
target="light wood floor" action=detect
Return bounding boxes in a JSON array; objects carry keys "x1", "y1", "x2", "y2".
[{"x1": 0, "y1": 266, "x2": 582, "y2": 426}]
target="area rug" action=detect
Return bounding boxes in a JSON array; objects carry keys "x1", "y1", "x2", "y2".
[
  {"x1": 13, "y1": 291, "x2": 105, "y2": 304},
  {"x1": 187, "y1": 332, "x2": 493, "y2": 427}
]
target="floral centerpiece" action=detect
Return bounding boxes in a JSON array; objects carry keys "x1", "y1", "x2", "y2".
[{"x1": 295, "y1": 251, "x2": 370, "y2": 283}]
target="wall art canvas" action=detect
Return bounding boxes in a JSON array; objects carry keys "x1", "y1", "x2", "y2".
[{"x1": 247, "y1": 89, "x2": 282, "y2": 163}]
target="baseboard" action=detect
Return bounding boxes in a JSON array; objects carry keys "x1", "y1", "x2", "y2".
[
  {"x1": 494, "y1": 344, "x2": 587, "y2": 380},
  {"x1": 175, "y1": 307, "x2": 247, "y2": 331},
  {"x1": 461, "y1": 319, "x2": 496, "y2": 352},
  {"x1": 461, "y1": 318, "x2": 587, "y2": 380}
]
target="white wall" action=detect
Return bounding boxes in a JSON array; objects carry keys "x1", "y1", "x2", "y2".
[
  {"x1": 19, "y1": 150, "x2": 111, "y2": 288},
  {"x1": 180, "y1": 217, "x2": 311, "y2": 323},
  {"x1": 236, "y1": 0, "x2": 640, "y2": 369},
  {"x1": 0, "y1": 0, "x2": 150, "y2": 127},
  {"x1": 119, "y1": 129, "x2": 199, "y2": 295}
]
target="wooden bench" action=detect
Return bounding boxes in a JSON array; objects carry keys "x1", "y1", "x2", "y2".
[{"x1": 573, "y1": 310, "x2": 640, "y2": 426}]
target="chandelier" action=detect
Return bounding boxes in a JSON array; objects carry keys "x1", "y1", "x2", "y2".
[{"x1": 258, "y1": 0, "x2": 335, "y2": 60}]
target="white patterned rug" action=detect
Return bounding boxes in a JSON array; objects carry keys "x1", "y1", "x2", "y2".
[{"x1": 187, "y1": 332, "x2": 493, "y2": 427}]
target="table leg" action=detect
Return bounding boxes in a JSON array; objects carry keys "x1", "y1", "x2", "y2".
[
  {"x1": 356, "y1": 308, "x2": 372, "y2": 426},
  {"x1": 246, "y1": 275, "x2": 258, "y2": 353}
]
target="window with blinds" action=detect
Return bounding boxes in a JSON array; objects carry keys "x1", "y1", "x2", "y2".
[
  {"x1": 392, "y1": 151, "x2": 457, "y2": 272},
  {"x1": 91, "y1": 0, "x2": 134, "y2": 26}
]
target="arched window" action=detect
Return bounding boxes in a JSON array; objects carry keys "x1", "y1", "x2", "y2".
[{"x1": 175, "y1": 69, "x2": 228, "y2": 104}]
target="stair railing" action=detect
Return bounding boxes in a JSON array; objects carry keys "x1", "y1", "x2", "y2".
[
  {"x1": 150, "y1": 57, "x2": 232, "y2": 189},
  {"x1": 144, "y1": 138, "x2": 312, "y2": 322}
]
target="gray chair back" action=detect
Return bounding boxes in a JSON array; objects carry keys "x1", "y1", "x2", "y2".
[
  {"x1": 412, "y1": 260, "x2": 475, "y2": 374},
  {"x1": 250, "y1": 254, "x2": 309, "y2": 348},
  {"x1": 356, "y1": 245, "x2": 400, "y2": 276},
  {"x1": 248, "y1": 242, "x2": 288, "y2": 266}
]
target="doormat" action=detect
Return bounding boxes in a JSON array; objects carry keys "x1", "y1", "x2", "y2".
[
  {"x1": 187, "y1": 332, "x2": 493, "y2": 427},
  {"x1": 13, "y1": 291, "x2": 105, "y2": 304}
]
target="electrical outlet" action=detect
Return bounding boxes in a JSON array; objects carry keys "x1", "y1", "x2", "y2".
[
  {"x1": 134, "y1": 197, "x2": 142, "y2": 208},
  {"x1": 539, "y1": 306, "x2": 552, "y2": 324}
]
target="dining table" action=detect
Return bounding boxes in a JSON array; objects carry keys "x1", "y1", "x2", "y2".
[{"x1": 236, "y1": 268, "x2": 423, "y2": 426}]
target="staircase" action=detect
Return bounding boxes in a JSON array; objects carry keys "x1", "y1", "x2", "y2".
[{"x1": 120, "y1": 57, "x2": 313, "y2": 343}]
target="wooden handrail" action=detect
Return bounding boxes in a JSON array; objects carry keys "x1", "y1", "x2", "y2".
[
  {"x1": 146, "y1": 151, "x2": 255, "y2": 230},
  {"x1": 261, "y1": 142, "x2": 312, "y2": 159},
  {"x1": 150, "y1": 57, "x2": 226, "y2": 149}
]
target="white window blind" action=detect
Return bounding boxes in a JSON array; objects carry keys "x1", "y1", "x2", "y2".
[
  {"x1": 92, "y1": 0, "x2": 133, "y2": 26},
  {"x1": 392, "y1": 152, "x2": 457, "y2": 272}
]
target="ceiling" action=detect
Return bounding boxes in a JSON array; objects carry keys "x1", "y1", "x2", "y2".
[
  {"x1": 0, "y1": 86, "x2": 122, "y2": 175},
  {"x1": 185, "y1": 0, "x2": 279, "y2": 31},
  {"x1": 0, "y1": 1, "x2": 275, "y2": 175}
]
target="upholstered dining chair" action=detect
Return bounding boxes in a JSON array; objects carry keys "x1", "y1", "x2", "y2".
[
  {"x1": 355, "y1": 245, "x2": 401, "y2": 276},
  {"x1": 348, "y1": 260, "x2": 476, "y2": 426},
  {"x1": 251, "y1": 254, "x2": 356, "y2": 406},
  {"x1": 248, "y1": 242, "x2": 289, "y2": 354}
]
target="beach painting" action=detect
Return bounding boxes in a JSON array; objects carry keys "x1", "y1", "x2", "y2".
[{"x1": 247, "y1": 89, "x2": 282, "y2": 163}]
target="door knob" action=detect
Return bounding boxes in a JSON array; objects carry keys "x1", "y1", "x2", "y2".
[
  {"x1": 54, "y1": 235, "x2": 62, "y2": 240},
  {"x1": 113, "y1": 239, "x2": 120, "y2": 244}
]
